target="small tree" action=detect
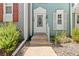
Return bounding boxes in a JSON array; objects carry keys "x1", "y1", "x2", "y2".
[{"x1": 0, "y1": 23, "x2": 20, "y2": 55}]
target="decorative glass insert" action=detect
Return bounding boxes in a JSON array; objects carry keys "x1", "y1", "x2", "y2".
[
  {"x1": 77, "y1": 15, "x2": 79, "y2": 23},
  {"x1": 58, "y1": 14, "x2": 62, "y2": 24},
  {"x1": 6, "y1": 6, "x2": 12, "y2": 14},
  {"x1": 37, "y1": 15, "x2": 43, "y2": 27}
]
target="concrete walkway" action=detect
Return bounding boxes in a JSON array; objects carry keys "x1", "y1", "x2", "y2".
[
  {"x1": 24, "y1": 45, "x2": 57, "y2": 56},
  {"x1": 23, "y1": 33, "x2": 57, "y2": 56}
]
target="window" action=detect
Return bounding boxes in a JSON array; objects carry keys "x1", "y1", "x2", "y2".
[
  {"x1": 4, "y1": 3, "x2": 12, "y2": 22},
  {"x1": 58, "y1": 14, "x2": 62, "y2": 24},
  {"x1": 56, "y1": 10, "x2": 64, "y2": 30},
  {"x1": 6, "y1": 6, "x2": 12, "y2": 14},
  {"x1": 5, "y1": 3, "x2": 12, "y2": 14},
  {"x1": 37, "y1": 15, "x2": 43, "y2": 27},
  {"x1": 5, "y1": 3, "x2": 12, "y2": 5},
  {"x1": 77, "y1": 15, "x2": 79, "y2": 23}
]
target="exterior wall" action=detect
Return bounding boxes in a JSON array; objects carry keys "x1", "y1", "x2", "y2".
[
  {"x1": 32, "y1": 3, "x2": 71, "y2": 36},
  {"x1": 15, "y1": 3, "x2": 24, "y2": 38},
  {"x1": 0, "y1": 3, "x2": 24, "y2": 39},
  {"x1": 74, "y1": 4, "x2": 79, "y2": 29},
  {"x1": 72, "y1": 13, "x2": 75, "y2": 28}
]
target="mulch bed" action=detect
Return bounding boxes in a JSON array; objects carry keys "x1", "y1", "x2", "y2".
[
  {"x1": 52, "y1": 42, "x2": 79, "y2": 56},
  {"x1": 0, "y1": 39, "x2": 23, "y2": 56}
]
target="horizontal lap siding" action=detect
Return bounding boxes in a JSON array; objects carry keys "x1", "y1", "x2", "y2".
[
  {"x1": 52, "y1": 12, "x2": 68, "y2": 35},
  {"x1": 32, "y1": 3, "x2": 70, "y2": 36},
  {"x1": 53, "y1": 13, "x2": 68, "y2": 30},
  {"x1": 72, "y1": 13, "x2": 75, "y2": 28},
  {"x1": 53, "y1": 13, "x2": 56, "y2": 30},
  {"x1": 13, "y1": 3, "x2": 24, "y2": 39},
  {"x1": 18, "y1": 3, "x2": 24, "y2": 37},
  {"x1": 0, "y1": 3, "x2": 3, "y2": 22}
]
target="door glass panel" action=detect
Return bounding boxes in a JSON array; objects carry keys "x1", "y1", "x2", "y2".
[{"x1": 37, "y1": 15, "x2": 43, "y2": 27}]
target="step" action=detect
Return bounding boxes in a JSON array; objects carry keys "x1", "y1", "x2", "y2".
[
  {"x1": 32, "y1": 33, "x2": 48, "y2": 40},
  {"x1": 31, "y1": 39, "x2": 48, "y2": 42},
  {"x1": 31, "y1": 33, "x2": 49, "y2": 45}
]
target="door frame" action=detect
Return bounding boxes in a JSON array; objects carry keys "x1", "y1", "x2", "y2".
[{"x1": 33, "y1": 7, "x2": 47, "y2": 34}]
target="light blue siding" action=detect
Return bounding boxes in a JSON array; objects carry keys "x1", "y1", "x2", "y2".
[
  {"x1": 32, "y1": 3, "x2": 71, "y2": 36},
  {"x1": 15, "y1": 3, "x2": 24, "y2": 38}
]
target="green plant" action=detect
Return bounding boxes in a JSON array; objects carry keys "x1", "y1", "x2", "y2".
[
  {"x1": 54, "y1": 34, "x2": 61, "y2": 44},
  {"x1": 72, "y1": 28, "x2": 79, "y2": 43},
  {"x1": 52, "y1": 31, "x2": 68, "y2": 44},
  {"x1": 0, "y1": 23, "x2": 20, "y2": 55}
]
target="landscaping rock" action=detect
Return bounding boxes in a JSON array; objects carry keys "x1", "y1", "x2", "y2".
[{"x1": 52, "y1": 43, "x2": 79, "y2": 56}]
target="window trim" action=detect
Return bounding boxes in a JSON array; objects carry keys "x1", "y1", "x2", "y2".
[
  {"x1": 56, "y1": 10, "x2": 63, "y2": 25},
  {"x1": 5, "y1": 3, "x2": 12, "y2": 14},
  {"x1": 56, "y1": 10, "x2": 64, "y2": 30},
  {"x1": 77, "y1": 15, "x2": 79, "y2": 23},
  {"x1": 4, "y1": 3, "x2": 13, "y2": 22}
]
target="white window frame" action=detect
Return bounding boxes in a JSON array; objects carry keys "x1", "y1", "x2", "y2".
[
  {"x1": 56, "y1": 10, "x2": 64, "y2": 30},
  {"x1": 3, "y1": 3, "x2": 13, "y2": 22},
  {"x1": 75, "y1": 14, "x2": 79, "y2": 28},
  {"x1": 77, "y1": 15, "x2": 79, "y2": 24}
]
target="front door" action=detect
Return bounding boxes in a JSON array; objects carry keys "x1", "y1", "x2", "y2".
[{"x1": 34, "y1": 7, "x2": 46, "y2": 34}]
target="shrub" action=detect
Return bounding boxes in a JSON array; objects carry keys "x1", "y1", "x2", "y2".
[
  {"x1": 0, "y1": 23, "x2": 20, "y2": 55},
  {"x1": 72, "y1": 28, "x2": 79, "y2": 43},
  {"x1": 52, "y1": 31, "x2": 70, "y2": 44}
]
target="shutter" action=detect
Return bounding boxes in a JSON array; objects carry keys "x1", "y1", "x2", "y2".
[
  {"x1": 0, "y1": 3, "x2": 3, "y2": 22},
  {"x1": 13, "y1": 3, "x2": 19, "y2": 22}
]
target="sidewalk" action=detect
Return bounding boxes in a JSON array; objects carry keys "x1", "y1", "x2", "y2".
[{"x1": 24, "y1": 45, "x2": 57, "y2": 56}]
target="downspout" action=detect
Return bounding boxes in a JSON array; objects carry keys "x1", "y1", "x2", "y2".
[
  {"x1": 70, "y1": 4, "x2": 72, "y2": 36},
  {"x1": 30, "y1": 3, "x2": 32, "y2": 36},
  {"x1": 69, "y1": 3, "x2": 71, "y2": 37}
]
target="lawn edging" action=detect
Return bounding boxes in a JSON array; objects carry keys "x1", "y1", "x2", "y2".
[{"x1": 11, "y1": 39, "x2": 27, "y2": 56}]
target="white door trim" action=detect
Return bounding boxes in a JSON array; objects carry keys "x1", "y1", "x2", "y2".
[{"x1": 34, "y1": 7, "x2": 46, "y2": 34}]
